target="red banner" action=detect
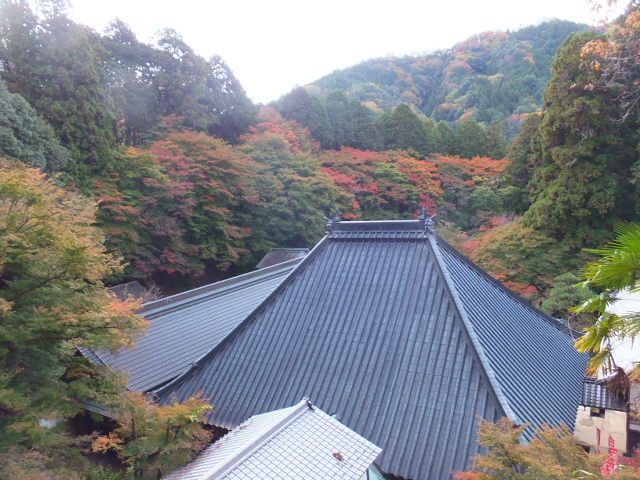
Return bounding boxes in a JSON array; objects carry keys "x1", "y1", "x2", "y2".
[{"x1": 601, "y1": 434, "x2": 618, "y2": 476}]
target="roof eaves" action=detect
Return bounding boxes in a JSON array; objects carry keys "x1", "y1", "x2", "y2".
[
  {"x1": 141, "y1": 258, "x2": 302, "y2": 316},
  {"x1": 204, "y1": 400, "x2": 311, "y2": 480},
  {"x1": 153, "y1": 235, "x2": 332, "y2": 398},
  {"x1": 427, "y1": 234, "x2": 522, "y2": 426}
]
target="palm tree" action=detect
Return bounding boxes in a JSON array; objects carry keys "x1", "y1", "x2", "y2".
[{"x1": 572, "y1": 222, "x2": 640, "y2": 377}]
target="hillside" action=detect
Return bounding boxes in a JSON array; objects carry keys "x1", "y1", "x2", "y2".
[{"x1": 311, "y1": 20, "x2": 588, "y2": 128}]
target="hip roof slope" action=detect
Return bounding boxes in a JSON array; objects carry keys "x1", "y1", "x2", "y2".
[{"x1": 157, "y1": 219, "x2": 587, "y2": 478}]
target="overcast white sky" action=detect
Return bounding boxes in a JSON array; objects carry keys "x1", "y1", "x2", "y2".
[{"x1": 68, "y1": 0, "x2": 626, "y2": 104}]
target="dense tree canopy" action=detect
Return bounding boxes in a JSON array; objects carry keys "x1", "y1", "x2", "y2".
[
  {"x1": 0, "y1": 78, "x2": 70, "y2": 175},
  {"x1": 0, "y1": 1, "x2": 257, "y2": 189},
  {"x1": 312, "y1": 20, "x2": 587, "y2": 125},
  {"x1": 97, "y1": 125, "x2": 257, "y2": 282},
  {"x1": 0, "y1": 1, "x2": 119, "y2": 187},
  {"x1": 0, "y1": 159, "x2": 145, "y2": 450}
]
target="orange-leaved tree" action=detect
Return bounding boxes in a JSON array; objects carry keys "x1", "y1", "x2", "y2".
[
  {"x1": 0, "y1": 159, "x2": 146, "y2": 452},
  {"x1": 92, "y1": 392, "x2": 213, "y2": 479},
  {"x1": 453, "y1": 417, "x2": 640, "y2": 479}
]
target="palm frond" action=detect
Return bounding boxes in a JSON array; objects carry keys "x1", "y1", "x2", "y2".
[
  {"x1": 581, "y1": 222, "x2": 640, "y2": 290},
  {"x1": 575, "y1": 313, "x2": 625, "y2": 353},
  {"x1": 624, "y1": 313, "x2": 640, "y2": 337},
  {"x1": 586, "y1": 348, "x2": 614, "y2": 376},
  {"x1": 570, "y1": 291, "x2": 616, "y2": 315}
]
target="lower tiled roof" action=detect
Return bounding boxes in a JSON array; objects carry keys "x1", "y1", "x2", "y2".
[
  {"x1": 82, "y1": 259, "x2": 300, "y2": 392},
  {"x1": 163, "y1": 399, "x2": 381, "y2": 480},
  {"x1": 582, "y1": 377, "x2": 627, "y2": 411}
]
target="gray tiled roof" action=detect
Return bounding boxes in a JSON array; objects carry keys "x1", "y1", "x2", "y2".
[
  {"x1": 256, "y1": 248, "x2": 309, "y2": 269},
  {"x1": 582, "y1": 377, "x2": 627, "y2": 411},
  {"x1": 84, "y1": 259, "x2": 300, "y2": 392},
  {"x1": 163, "y1": 399, "x2": 381, "y2": 480},
  {"x1": 437, "y1": 241, "x2": 587, "y2": 436},
  {"x1": 157, "y1": 219, "x2": 587, "y2": 479}
]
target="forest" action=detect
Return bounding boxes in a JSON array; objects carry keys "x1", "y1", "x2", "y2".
[{"x1": 1, "y1": 0, "x2": 640, "y2": 477}]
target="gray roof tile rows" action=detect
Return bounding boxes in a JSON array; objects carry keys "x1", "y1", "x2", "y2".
[
  {"x1": 157, "y1": 220, "x2": 536, "y2": 479},
  {"x1": 437, "y1": 241, "x2": 587, "y2": 436},
  {"x1": 86, "y1": 259, "x2": 301, "y2": 392},
  {"x1": 156, "y1": 219, "x2": 588, "y2": 478},
  {"x1": 163, "y1": 399, "x2": 381, "y2": 480},
  {"x1": 581, "y1": 377, "x2": 627, "y2": 411}
]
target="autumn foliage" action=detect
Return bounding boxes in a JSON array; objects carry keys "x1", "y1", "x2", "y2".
[
  {"x1": 320, "y1": 147, "x2": 442, "y2": 218},
  {"x1": 0, "y1": 159, "x2": 145, "y2": 449},
  {"x1": 98, "y1": 129, "x2": 257, "y2": 279},
  {"x1": 92, "y1": 392, "x2": 212, "y2": 479},
  {"x1": 453, "y1": 417, "x2": 640, "y2": 480}
]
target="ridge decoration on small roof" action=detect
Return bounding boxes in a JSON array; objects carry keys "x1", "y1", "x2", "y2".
[{"x1": 156, "y1": 218, "x2": 587, "y2": 479}]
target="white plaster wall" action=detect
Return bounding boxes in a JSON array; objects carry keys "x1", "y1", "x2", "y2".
[{"x1": 574, "y1": 407, "x2": 628, "y2": 453}]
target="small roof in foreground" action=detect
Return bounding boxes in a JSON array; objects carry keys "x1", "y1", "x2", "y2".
[
  {"x1": 256, "y1": 248, "x2": 309, "y2": 269},
  {"x1": 82, "y1": 259, "x2": 301, "y2": 392},
  {"x1": 163, "y1": 399, "x2": 382, "y2": 480}
]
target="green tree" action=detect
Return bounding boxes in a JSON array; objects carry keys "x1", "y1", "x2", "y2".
[
  {"x1": 101, "y1": 18, "x2": 161, "y2": 147},
  {"x1": 541, "y1": 273, "x2": 595, "y2": 331},
  {"x1": 456, "y1": 117, "x2": 489, "y2": 158},
  {"x1": 422, "y1": 117, "x2": 440, "y2": 155},
  {"x1": 504, "y1": 113, "x2": 543, "y2": 214},
  {"x1": 380, "y1": 103, "x2": 430, "y2": 154},
  {"x1": 0, "y1": 159, "x2": 146, "y2": 450},
  {"x1": 206, "y1": 55, "x2": 256, "y2": 142},
  {"x1": 277, "y1": 87, "x2": 335, "y2": 149},
  {"x1": 345, "y1": 98, "x2": 380, "y2": 150},
  {"x1": 464, "y1": 218, "x2": 582, "y2": 298},
  {"x1": 524, "y1": 32, "x2": 639, "y2": 247},
  {"x1": 436, "y1": 121, "x2": 457, "y2": 154},
  {"x1": 485, "y1": 120, "x2": 508, "y2": 159},
  {"x1": 0, "y1": 78, "x2": 69, "y2": 174},
  {"x1": 236, "y1": 108, "x2": 350, "y2": 261},
  {"x1": 0, "y1": 1, "x2": 118, "y2": 187}
]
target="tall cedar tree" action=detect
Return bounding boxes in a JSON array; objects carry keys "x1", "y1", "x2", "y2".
[
  {"x1": 379, "y1": 103, "x2": 432, "y2": 154},
  {"x1": 101, "y1": 19, "x2": 163, "y2": 147},
  {"x1": 0, "y1": 1, "x2": 118, "y2": 188},
  {"x1": 503, "y1": 113, "x2": 543, "y2": 214},
  {"x1": 525, "y1": 31, "x2": 640, "y2": 247}
]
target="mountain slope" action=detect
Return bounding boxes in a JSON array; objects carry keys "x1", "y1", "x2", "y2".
[{"x1": 311, "y1": 20, "x2": 588, "y2": 126}]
